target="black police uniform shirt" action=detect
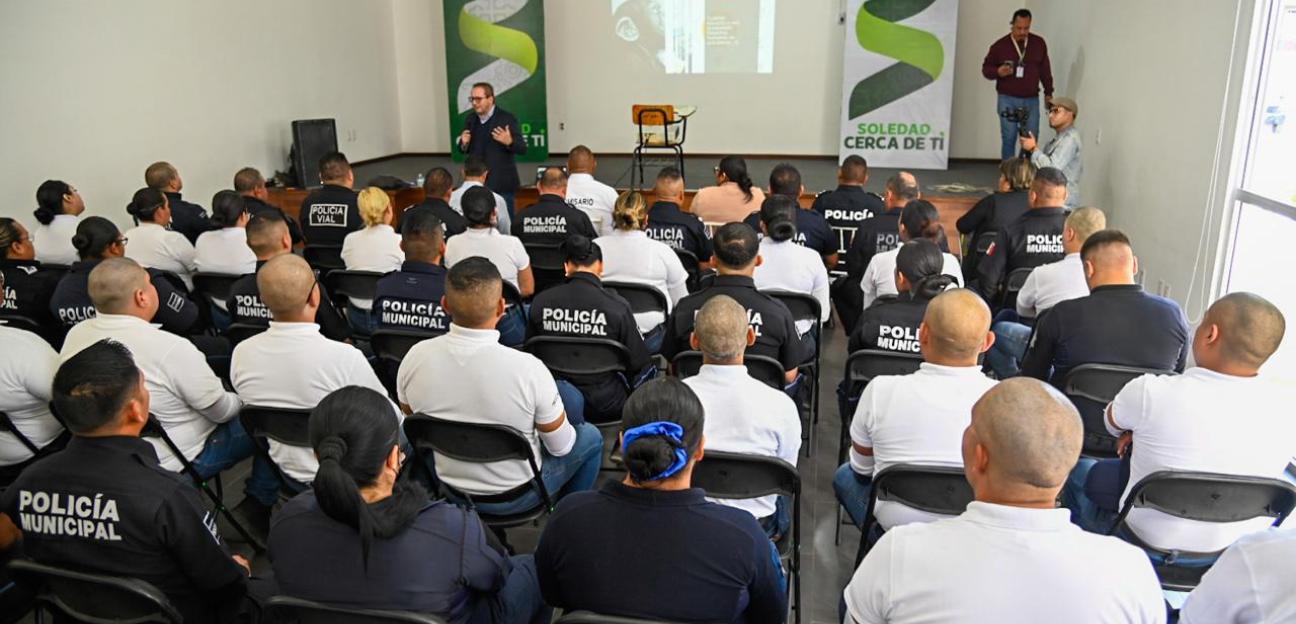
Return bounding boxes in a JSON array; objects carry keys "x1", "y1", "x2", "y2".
[
  {"x1": 956, "y1": 190, "x2": 1029, "y2": 282},
  {"x1": 50, "y1": 260, "x2": 201, "y2": 335},
  {"x1": 402, "y1": 198, "x2": 468, "y2": 239},
  {"x1": 741, "y1": 206, "x2": 838, "y2": 259},
  {"x1": 835, "y1": 207, "x2": 903, "y2": 333},
  {"x1": 244, "y1": 195, "x2": 305, "y2": 245},
  {"x1": 662, "y1": 274, "x2": 809, "y2": 371},
  {"x1": 372, "y1": 260, "x2": 450, "y2": 334},
  {"x1": 162, "y1": 192, "x2": 211, "y2": 245},
  {"x1": 510, "y1": 194, "x2": 597, "y2": 247},
  {"x1": 645, "y1": 201, "x2": 713, "y2": 263},
  {"x1": 300, "y1": 184, "x2": 362, "y2": 247},
  {"x1": 976, "y1": 206, "x2": 1068, "y2": 301},
  {"x1": 1021, "y1": 284, "x2": 1189, "y2": 434},
  {"x1": 227, "y1": 260, "x2": 352, "y2": 341},
  {"x1": 848, "y1": 292, "x2": 930, "y2": 355},
  {"x1": 457, "y1": 106, "x2": 526, "y2": 194},
  {"x1": 526, "y1": 272, "x2": 651, "y2": 421},
  {"x1": 1, "y1": 259, "x2": 64, "y2": 341},
  {"x1": 812, "y1": 185, "x2": 885, "y2": 266},
  {"x1": 0, "y1": 436, "x2": 246, "y2": 623}
]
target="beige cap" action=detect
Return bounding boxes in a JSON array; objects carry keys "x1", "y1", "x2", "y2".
[{"x1": 1051, "y1": 97, "x2": 1078, "y2": 116}]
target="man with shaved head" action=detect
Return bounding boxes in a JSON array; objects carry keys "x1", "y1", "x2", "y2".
[
  {"x1": 844, "y1": 377, "x2": 1165, "y2": 623},
  {"x1": 564, "y1": 145, "x2": 618, "y2": 236},
  {"x1": 1022, "y1": 229, "x2": 1188, "y2": 453},
  {"x1": 512, "y1": 166, "x2": 597, "y2": 293},
  {"x1": 683, "y1": 295, "x2": 801, "y2": 538},
  {"x1": 231, "y1": 254, "x2": 389, "y2": 489},
  {"x1": 834, "y1": 289, "x2": 998, "y2": 530},
  {"x1": 60, "y1": 258, "x2": 279, "y2": 533},
  {"x1": 1066, "y1": 292, "x2": 1293, "y2": 555}
]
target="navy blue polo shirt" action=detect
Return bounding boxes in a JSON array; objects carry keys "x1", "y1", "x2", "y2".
[
  {"x1": 50, "y1": 260, "x2": 201, "y2": 336},
  {"x1": 663, "y1": 274, "x2": 810, "y2": 371},
  {"x1": 372, "y1": 260, "x2": 450, "y2": 334},
  {"x1": 300, "y1": 184, "x2": 362, "y2": 247},
  {"x1": 742, "y1": 206, "x2": 838, "y2": 259},
  {"x1": 645, "y1": 201, "x2": 713, "y2": 262},
  {"x1": 1, "y1": 259, "x2": 64, "y2": 343},
  {"x1": 511, "y1": 194, "x2": 597, "y2": 247},
  {"x1": 227, "y1": 260, "x2": 352, "y2": 341},
  {"x1": 163, "y1": 192, "x2": 212, "y2": 244},
  {"x1": 812, "y1": 185, "x2": 885, "y2": 267},
  {"x1": 534, "y1": 481, "x2": 786, "y2": 624},
  {"x1": 401, "y1": 199, "x2": 468, "y2": 239},
  {"x1": 848, "y1": 293, "x2": 930, "y2": 355}
]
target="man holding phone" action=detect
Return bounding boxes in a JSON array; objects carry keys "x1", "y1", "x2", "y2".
[{"x1": 982, "y1": 9, "x2": 1054, "y2": 161}]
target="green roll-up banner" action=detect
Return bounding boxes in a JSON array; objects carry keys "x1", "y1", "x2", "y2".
[{"x1": 444, "y1": 0, "x2": 548, "y2": 162}]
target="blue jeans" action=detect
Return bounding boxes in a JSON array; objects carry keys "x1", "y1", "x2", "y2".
[
  {"x1": 1061, "y1": 457, "x2": 1123, "y2": 534},
  {"x1": 471, "y1": 423, "x2": 604, "y2": 516},
  {"x1": 190, "y1": 420, "x2": 281, "y2": 507},
  {"x1": 997, "y1": 94, "x2": 1041, "y2": 161},
  {"x1": 497, "y1": 305, "x2": 527, "y2": 347},
  {"x1": 987, "y1": 320, "x2": 1033, "y2": 379},
  {"x1": 346, "y1": 303, "x2": 378, "y2": 338},
  {"x1": 833, "y1": 463, "x2": 874, "y2": 528},
  {"x1": 643, "y1": 325, "x2": 665, "y2": 355},
  {"x1": 475, "y1": 555, "x2": 549, "y2": 624},
  {"x1": 554, "y1": 380, "x2": 588, "y2": 426},
  {"x1": 758, "y1": 496, "x2": 792, "y2": 541}
]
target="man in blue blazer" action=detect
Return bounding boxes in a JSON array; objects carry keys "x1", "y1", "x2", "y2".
[{"x1": 457, "y1": 82, "x2": 527, "y2": 218}]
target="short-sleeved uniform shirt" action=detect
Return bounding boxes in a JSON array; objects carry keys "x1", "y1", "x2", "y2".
[
  {"x1": 227, "y1": 260, "x2": 353, "y2": 342},
  {"x1": 1, "y1": 259, "x2": 64, "y2": 342},
  {"x1": 300, "y1": 184, "x2": 362, "y2": 247},
  {"x1": 372, "y1": 261, "x2": 450, "y2": 334},
  {"x1": 162, "y1": 192, "x2": 212, "y2": 245},
  {"x1": 976, "y1": 206, "x2": 1068, "y2": 302},
  {"x1": 662, "y1": 274, "x2": 810, "y2": 371},
  {"x1": 50, "y1": 259, "x2": 201, "y2": 336},
  {"x1": 443, "y1": 228, "x2": 531, "y2": 291},
  {"x1": 645, "y1": 201, "x2": 713, "y2": 263},
  {"x1": 811, "y1": 185, "x2": 884, "y2": 271}
]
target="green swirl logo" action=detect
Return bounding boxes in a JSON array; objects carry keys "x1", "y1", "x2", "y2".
[
  {"x1": 848, "y1": 0, "x2": 944, "y2": 119},
  {"x1": 455, "y1": 1, "x2": 540, "y2": 113}
]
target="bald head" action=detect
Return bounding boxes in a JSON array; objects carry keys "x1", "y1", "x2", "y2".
[
  {"x1": 884, "y1": 172, "x2": 919, "y2": 208},
  {"x1": 1201, "y1": 292, "x2": 1286, "y2": 370},
  {"x1": 538, "y1": 167, "x2": 568, "y2": 194},
  {"x1": 693, "y1": 295, "x2": 751, "y2": 362},
  {"x1": 246, "y1": 214, "x2": 291, "y2": 259},
  {"x1": 921, "y1": 289, "x2": 992, "y2": 363},
  {"x1": 567, "y1": 145, "x2": 596, "y2": 174},
  {"x1": 968, "y1": 378, "x2": 1082, "y2": 492},
  {"x1": 258, "y1": 254, "x2": 317, "y2": 318},
  {"x1": 88, "y1": 257, "x2": 150, "y2": 315}
]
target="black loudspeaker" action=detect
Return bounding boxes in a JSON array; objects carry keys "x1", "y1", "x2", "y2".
[{"x1": 291, "y1": 119, "x2": 338, "y2": 189}]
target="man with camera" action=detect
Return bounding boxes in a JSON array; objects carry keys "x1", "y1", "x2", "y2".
[
  {"x1": 982, "y1": 9, "x2": 1054, "y2": 161},
  {"x1": 1021, "y1": 98, "x2": 1082, "y2": 209}
]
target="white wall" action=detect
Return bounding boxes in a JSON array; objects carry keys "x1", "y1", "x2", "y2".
[
  {"x1": 394, "y1": 0, "x2": 1019, "y2": 158},
  {"x1": 0, "y1": 0, "x2": 401, "y2": 230}
]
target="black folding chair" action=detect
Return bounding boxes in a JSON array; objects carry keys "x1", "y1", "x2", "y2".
[
  {"x1": 671, "y1": 351, "x2": 786, "y2": 391},
  {"x1": 370, "y1": 328, "x2": 443, "y2": 398},
  {"x1": 191, "y1": 272, "x2": 243, "y2": 308},
  {"x1": 0, "y1": 409, "x2": 50, "y2": 489},
  {"x1": 692, "y1": 451, "x2": 801, "y2": 624},
  {"x1": 0, "y1": 313, "x2": 44, "y2": 335},
  {"x1": 1061, "y1": 364, "x2": 1176, "y2": 457},
  {"x1": 522, "y1": 242, "x2": 566, "y2": 295},
  {"x1": 556, "y1": 611, "x2": 683, "y2": 624},
  {"x1": 8, "y1": 559, "x2": 183, "y2": 623},
  {"x1": 854, "y1": 464, "x2": 974, "y2": 567},
  {"x1": 674, "y1": 249, "x2": 703, "y2": 292},
  {"x1": 998, "y1": 266, "x2": 1034, "y2": 310},
  {"x1": 324, "y1": 269, "x2": 386, "y2": 309},
  {"x1": 303, "y1": 245, "x2": 345, "y2": 271},
  {"x1": 1108, "y1": 470, "x2": 1296, "y2": 591},
  {"x1": 239, "y1": 406, "x2": 314, "y2": 496},
  {"x1": 603, "y1": 281, "x2": 670, "y2": 319},
  {"x1": 526, "y1": 336, "x2": 635, "y2": 444},
  {"x1": 264, "y1": 595, "x2": 447, "y2": 623},
  {"x1": 224, "y1": 321, "x2": 267, "y2": 346},
  {"x1": 764, "y1": 290, "x2": 823, "y2": 456}
]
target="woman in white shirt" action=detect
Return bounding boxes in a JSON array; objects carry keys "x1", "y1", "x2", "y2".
[
  {"x1": 752, "y1": 195, "x2": 831, "y2": 336},
  {"x1": 31, "y1": 179, "x2": 86, "y2": 265},
  {"x1": 123, "y1": 187, "x2": 198, "y2": 289},
  {"x1": 596, "y1": 190, "x2": 689, "y2": 353},
  {"x1": 340, "y1": 187, "x2": 404, "y2": 336},
  {"x1": 860, "y1": 199, "x2": 961, "y2": 309},
  {"x1": 194, "y1": 191, "x2": 256, "y2": 276}
]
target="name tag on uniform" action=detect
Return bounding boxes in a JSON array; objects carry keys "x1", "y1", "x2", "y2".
[{"x1": 1015, "y1": 65, "x2": 1024, "y2": 78}]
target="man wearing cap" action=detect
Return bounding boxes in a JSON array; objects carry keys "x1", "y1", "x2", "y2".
[{"x1": 1021, "y1": 97, "x2": 1082, "y2": 209}]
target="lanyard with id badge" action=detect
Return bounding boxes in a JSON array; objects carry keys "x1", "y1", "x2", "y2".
[{"x1": 1011, "y1": 36, "x2": 1027, "y2": 78}]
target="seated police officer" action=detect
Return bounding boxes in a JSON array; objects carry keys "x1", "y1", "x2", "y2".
[
  {"x1": 811, "y1": 155, "x2": 884, "y2": 272},
  {"x1": 269, "y1": 386, "x2": 546, "y2": 623},
  {"x1": 663, "y1": 223, "x2": 809, "y2": 386},
  {"x1": 228, "y1": 212, "x2": 351, "y2": 341},
  {"x1": 51, "y1": 216, "x2": 202, "y2": 336},
  {"x1": 752, "y1": 195, "x2": 832, "y2": 336},
  {"x1": 0, "y1": 270, "x2": 67, "y2": 482},
  {"x1": 848, "y1": 239, "x2": 959, "y2": 355},
  {"x1": 233, "y1": 166, "x2": 304, "y2": 245},
  {"x1": 444, "y1": 186, "x2": 534, "y2": 346},
  {"x1": 0, "y1": 217, "x2": 64, "y2": 344},
  {"x1": 405, "y1": 166, "x2": 468, "y2": 239},
  {"x1": 512, "y1": 167, "x2": 597, "y2": 293},
  {"x1": 144, "y1": 161, "x2": 211, "y2": 245},
  {"x1": 836, "y1": 171, "x2": 918, "y2": 332},
  {"x1": 449, "y1": 156, "x2": 511, "y2": 235},
  {"x1": 1021, "y1": 230, "x2": 1188, "y2": 449},
  {"x1": 373, "y1": 209, "x2": 450, "y2": 334},
  {"x1": 595, "y1": 190, "x2": 690, "y2": 352},
  {"x1": 645, "y1": 167, "x2": 713, "y2": 265},
  {"x1": 534, "y1": 378, "x2": 787, "y2": 624},
  {"x1": 957, "y1": 158, "x2": 1035, "y2": 285},
  {"x1": 526, "y1": 235, "x2": 652, "y2": 424},
  {"x1": 743, "y1": 163, "x2": 837, "y2": 269},
  {"x1": 0, "y1": 340, "x2": 250, "y2": 623},
  {"x1": 976, "y1": 166, "x2": 1070, "y2": 306},
  {"x1": 122, "y1": 187, "x2": 197, "y2": 290},
  {"x1": 299, "y1": 151, "x2": 361, "y2": 247}
]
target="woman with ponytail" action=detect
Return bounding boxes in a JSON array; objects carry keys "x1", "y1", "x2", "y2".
[
  {"x1": 859, "y1": 199, "x2": 962, "y2": 308},
  {"x1": 848, "y1": 239, "x2": 959, "y2": 355},
  {"x1": 0, "y1": 217, "x2": 65, "y2": 342},
  {"x1": 752, "y1": 194, "x2": 831, "y2": 335},
  {"x1": 596, "y1": 190, "x2": 689, "y2": 347},
  {"x1": 194, "y1": 190, "x2": 256, "y2": 276},
  {"x1": 30, "y1": 179, "x2": 86, "y2": 265},
  {"x1": 691, "y1": 155, "x2": 766, "y2": 224},
  {"x1": 123, "y1": 187, "x2": 198, "y2": 289},
  {"x1": 270, "y1": 386, "x2": 545, "y2": 623},
  {"x1": 535, "y1": 378, "x2": 787, "y2": 622}
]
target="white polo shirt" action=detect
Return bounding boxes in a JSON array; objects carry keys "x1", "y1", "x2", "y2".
[
  {"x1": 341, "y1": 224, "x2": 404, "y2": 310},
  {"x1": 753, "y1": 237, "x2": 831, "y2": 333},
  {"x1": 444, "y1": 227, "x2": 530, "y2": 290},
  {"x1": 1180, "y1": 528, "x2": 1296, "y2": 624},
  {"x1": 123, "y1": 222, "x2": 197, "y2": 289},
  {"x1": 595, "y1": 229, "x2": 689, "y2": 333},
  {"x1": 231, "y1": 321, "x2": 391, "y2": 484},
  {"x1": 60, "y1": 314, "x2": 241, "y2": 471},
  {"x1": 564, "y1": 173, "x2": 618, "y2": 236},
  {"x1": 32, "y1": 214, "x2": 80, "y2": 265},
  {"x1": 849, "y1": 363, "x2": 997, "y2": 529},
  {"x1": 860, "y1": 247, "x2": 962, "y2": 309},
  {"x1": 1016, "y1": 252, "x2": 1088, "y2": 318},
  {"x1": 450, "y1": 180, "x2": 511, "y2": 234},
  {"x1": 397, "y1": 324, "x2": 569, "y2": 496},
  {"x1": 1108, "y1": 367, "x2": 1296, "y2": 553},
  {"x1": 194, "y1": 227, "x2": 257, "y2": 276},
  {"x1": 0, "y1": 325, "x2": 63, "y2": 466},
  {"x1": 683, "y1": 364, "x2": 801, "y2": 520},
  {"x1": 846, "y1": 502, "x2": 1165, "y2": 623}
]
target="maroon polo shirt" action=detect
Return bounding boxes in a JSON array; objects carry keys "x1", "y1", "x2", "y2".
[{"x1": 982, "y1": 33, "x2": 1054, "y2": 98}]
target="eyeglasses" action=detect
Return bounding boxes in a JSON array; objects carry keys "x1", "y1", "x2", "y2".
[
  {"x1": 115, "y1": 237, "x2": 128, "y2": 246},
  {"x1": 303, "y1": 272, "x2": 319, "y2": 307},
  {"x1": 467, "y1": 96, "x2": 489, "y2": 103}
]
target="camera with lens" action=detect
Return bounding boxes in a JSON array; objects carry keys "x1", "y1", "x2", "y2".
[{"x1": 999, "y1": 106, "x2": 1031, "y2": 137}]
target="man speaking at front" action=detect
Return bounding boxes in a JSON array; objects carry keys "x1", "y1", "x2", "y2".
[
  {"x1": 982, "y1": 9, "x2": 1054, "y2": 161},
  {"x1": 457, "y1": 82, "x2": 526, "y2": 219}
]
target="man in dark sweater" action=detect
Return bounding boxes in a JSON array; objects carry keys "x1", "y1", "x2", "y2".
[
  {"x1": 457, "y1": 82, "x2": 526, "y2": 218},
  {"x1": 982, "y1": 8, "x2": 1054, "y2": 160}
]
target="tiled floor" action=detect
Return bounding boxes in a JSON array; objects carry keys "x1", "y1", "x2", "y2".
[{"x1": 221, "y1": 321, "x2": 863, "y2": 623}]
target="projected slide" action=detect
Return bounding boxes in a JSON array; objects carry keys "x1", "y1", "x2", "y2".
[{"x1": 611, "y1": 0, "x2": 776, "y2": 74}]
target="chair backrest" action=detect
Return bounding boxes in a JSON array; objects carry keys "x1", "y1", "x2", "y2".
[
  {"x1": 762, "y1": 290, "x2": 821, "y2": 327},
  {"x1": 1062, "y1": 363, "x2": 1174, "y2": 405},
  {"x1": 0, "y1": 410, "x2": 40, "y2": 455},
  {"x1": 403, "y1": 414, "x2": 538, "y2": 466},
  {"x1": 632, "y1": 104, "x2": 676, "y2": 126},
  {"x1": 224, "y1": 321, "x2": 268, "y2": 346},
  {"x1": 370, "y1": 328, "x2": 442, "y2": 364},
  {"x1": 264, "y1": 595, "x2": 447, "y2": 624},
  {"x1": 191, "y1": 272, "x2": 243, "y2": 305},
  {"x1": 0, "y1": 313, "x2": 43, "y2": 335},
  {"x1": 8, "y1": 558, "x2": 183, "y2": 623},
  {"x1": 674, "y1": 249, "x2": 701, "y2": 291},
  {"x1": 691, "y1": 450, "x2": 799, "y2": 500},
  {"x1": 523, "y1": 243, "x2": 566, "y2": 272},
  {"x1": 671, "y1": 351, "x2": 786, "y2": 391},
  {"x1": 1113, "y1": 471, "x2": 1296, "y2": 531},
  {"x1": 303, "y1": 245, "x2": 345, "y2": 271},
  {"x1": 557, "y1": 611, "x2": 684, "y2": 624},
  {"x1": 139, "y1": 415, "x2": 200, "y2": 478},
  {"x1": 1005, "y1": 267, "x2": 1034, "y2": 293},
  {"x1": 844, "y1": 349, "x2": 924, "y2": 387},
  {"x1": 525, "y1": 336, "x2": 632, "y2": 376},
  {"x1": 973, "y1": 231, "x2": 998, "y2": 254},
  {"x1": 870, "y1": 464, "x2": 974, "y2": 516},
  {"x1": 501, "y1": 280, "x2": 524, "y2": 309},
  {"x1": 240, "y1": 406, "x2": 313, "y2": 448},
  {"x1": 603, "y1": 281, "x2": 669, "y2": 317},
  {"x1": 325, "y1": 269, "x2": 385, "y2": 305}
]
